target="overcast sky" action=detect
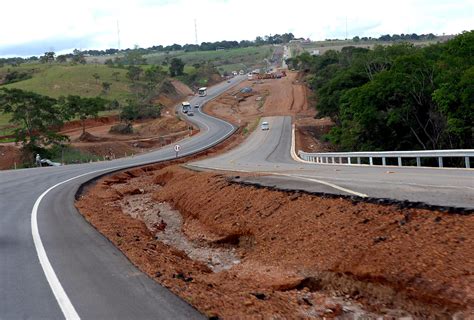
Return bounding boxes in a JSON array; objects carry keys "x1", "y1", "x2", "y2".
[{"x1": 0, "y1": 0, "x2": 472, "y2": 57}]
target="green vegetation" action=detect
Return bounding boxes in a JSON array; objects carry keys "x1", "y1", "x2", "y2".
[
  {"x1": 145, "y1": 46, "x2": 273, "y2": 73},
  {"x1": 0, "y1": 88, "x2": 68, "y2": 155},
  {"x1": 0, "y1": 88, "x2": 112, "y2": 164},
  {"x1": 2, "y1": 64, "x2": 132, "y2": 103},
  {"x1": 47, "y1": 145, "x2": 102, "y2": 164},
  {"x1": 289, "y1": 31, "x2": 473, "y2": 151}
]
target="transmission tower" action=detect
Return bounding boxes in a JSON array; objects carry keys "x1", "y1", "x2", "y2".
[
  {"x1": 117, "y1": 20, "x2": 121, "y2": 50},
  {"x1": 194, "y1": 19, "x2": 198, "y2": 45}
]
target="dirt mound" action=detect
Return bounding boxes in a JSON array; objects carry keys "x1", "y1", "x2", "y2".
[
  {"x1": 136, "y1": 117, "x2": 188, "y2": 137},
  {"x1": 76, "y1": 164, "x2": 473, "y2": 319},
  {"x1": 61, "y1": 116, "x2": 118, "y2": 132},
  {"x1": 0, "y1": 145, "x2": 21, "y2": 170},
  {"x1": 170, "y1": 80, "x2": 194, "y2": 97},
  {"x1": 75, "y1": 141, "x2": 135, "y2": 159},
  {"x1": 295, "y1": 117, "x2": 335, "y2": 152},
  {"x1": 78, "y1": 131, "x2": 107, "y2": 142}
]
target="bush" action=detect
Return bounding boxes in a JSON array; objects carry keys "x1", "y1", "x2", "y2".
[
  {"x1": 120, "y1": 101, "x2": 162, "y2": 121},
  {"x1": 109, "y1": 123, "x2": 133, "y2": 134}
]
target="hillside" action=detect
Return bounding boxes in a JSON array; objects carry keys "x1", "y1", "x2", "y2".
[
  {"x1": 1, "y1": 64, "x2": 133, "y2": 103},
  {"x1": 145, "y1": 46, "x2": 273, "y2": 74}
]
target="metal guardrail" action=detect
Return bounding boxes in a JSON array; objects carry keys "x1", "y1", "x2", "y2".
[{"x1": 298, "y1": 149, "x2": 474, "y2": 169}]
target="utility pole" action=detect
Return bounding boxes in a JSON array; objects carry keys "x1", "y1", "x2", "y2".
[
  {"x1": 194, "y1": 18, "x2": 198, "y2": 45},
  {"x1": 345, "y1": 16, "x2": 348, "y2": 40},
  {"x1": 117, "y1": 20, "x2": 121, "y2": 50}
]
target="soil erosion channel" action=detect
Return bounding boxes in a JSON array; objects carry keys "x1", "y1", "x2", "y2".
[
  {"x1": 77, "y1": 164, "x2": 473, "y2": 319},
  {"x1": 76, "y1": 72, "x2": 472, "y2": 319}
]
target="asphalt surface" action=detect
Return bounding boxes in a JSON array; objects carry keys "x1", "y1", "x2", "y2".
[
  {"x1": 0, "y1": 75, "x2": 245, "y2": 319},
  {"x1": 191, "y1": 116, "x2": 474, "y2": 209}
]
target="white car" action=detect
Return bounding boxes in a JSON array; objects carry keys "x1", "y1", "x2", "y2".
[{"x1": 261, "y1": 121, "x2": 269, "y2": 130}]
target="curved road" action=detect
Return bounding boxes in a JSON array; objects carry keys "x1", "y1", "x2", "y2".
[
  {"x1": 191, "y1": 116, "x2": 474, "y2": 209},
  {"x1": 0, "y1": 76, "x2": 244, "y2": 319}
]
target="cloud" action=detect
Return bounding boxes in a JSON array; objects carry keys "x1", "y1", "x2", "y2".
[
  {"x1": 0, "y1": 36, "x2": 97, "y2": 57},
  {"x1": 0, "y1": 0, "x2": 472, "y2": 57}
]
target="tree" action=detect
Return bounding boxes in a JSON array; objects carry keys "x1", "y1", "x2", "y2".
[
  {"x1": 126, "y1": 66, "x2": 142, "y2": 82},
  {"x1": 72, "y1": 49, "x2": 86, "y2": 64},
  {"x1": 102, "y1": 82, "x2": 111, "y2": 94},
  {"x1": 111, "y1": 71, "x2": 120, "y2": 81},
  {"x1": 169, "y1": 58, "x2": 184, "y2": 77},
  {"x1": 40, "y1": 51, "x2": 55, "y2": 64},
  {"x1": 56, "y1": 55, "x2": 67, "y2": 63},
  {"x1": 124, "y1": 48, "x2": 146, "y2": 65},
  {"x1": 104, "y1": 59, "x2": 114, "y2": 67},
  {"x1": 92, "y1": 73, "x2": 100, "y2": 84},
  {"x1": 61, "y1": 95, "x2": 107, "y2": 134},
  {"x1": 0, "y1": 88, "x2": 67, "y2": 155}
]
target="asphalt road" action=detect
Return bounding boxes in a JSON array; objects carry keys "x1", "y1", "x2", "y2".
[
  {"x1": 0, "y1": 75, "x2": 245, "y2": 319},
  {"x1": 191, "y1": 116, "x2": 474, "y2": 209}
]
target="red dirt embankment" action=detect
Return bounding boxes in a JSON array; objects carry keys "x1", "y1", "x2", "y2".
[
  {"x1": 204, "y1": 71, "x2": 333, "y2": 152},
  {"x1": 76, "y1": 164, "x2": 473, "y2": 319}
]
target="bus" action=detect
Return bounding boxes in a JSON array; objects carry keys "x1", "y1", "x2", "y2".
[
  {"x1": 181, "y1": 101, "x2": 191, "y2": 113},
  {"x1": 198, "y1": 87, "x2": 207, "y2": 97}
]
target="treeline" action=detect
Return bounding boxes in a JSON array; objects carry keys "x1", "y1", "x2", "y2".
[
  {"x1": 288, "y1": 31, "x2": 473, "y2": 151},
  {"x1": 351, "y1": 33, "x2": 437, "y2": 42},
  {"x1": 0, "y1": 33, "x2": 296, "y2": 67}
]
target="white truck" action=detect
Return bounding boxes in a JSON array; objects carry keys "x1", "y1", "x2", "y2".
[{"x1": 181, "y1": 101, "x2": 191, "y2": 113}]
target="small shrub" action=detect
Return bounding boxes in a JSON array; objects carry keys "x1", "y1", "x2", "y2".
[{"x1": 110, "y1": 123, "x2": 133, "y2": 134}]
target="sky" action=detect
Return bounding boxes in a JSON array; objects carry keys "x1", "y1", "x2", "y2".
[{"x1": 0, "y1": 0, "x2": 472, "y2": 57}]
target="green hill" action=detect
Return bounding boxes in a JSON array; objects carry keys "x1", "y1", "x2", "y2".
[{"x1": 1, "y1": 64, "x2": 132, "y2": 103}]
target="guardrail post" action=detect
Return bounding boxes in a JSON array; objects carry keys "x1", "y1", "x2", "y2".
[
  {"x1": 465, "y1": 157, "x2": 470, "y2": 169},
  {"x1": 382, "y1": 157, "x2": 386, "y2": 166},
  {"x1": 416, "y1": 157, "x2": 421, "y2": 167},
  {"x1": 331, "y1": 157, "x2": 335, "y2": 164},
  {"x1": 398, "y1": 157, "x2": 402, "y2": 167},
  {"x1": 369, "y1": 157, "x2": 373, "y2": 165},
  {"x1": 338, "y1": 157, "x2": 342, "y2": 164},
  {"x1": 348, "y1": 157, "x2": 352, "y2": 164},
  {"x1": 438, "y1": 157, "x2": 443, "y2": 168},
  {"x1": 357, "y1": 157, "x2": 361, "y2": 165}
]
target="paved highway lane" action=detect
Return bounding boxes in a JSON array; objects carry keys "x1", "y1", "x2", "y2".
[
  {"x1": 0, "y1": 76, "x2": 245, "y2": 319},
  {"x1": 191, "y1": 116, "x2": 474, "y2": 209}
]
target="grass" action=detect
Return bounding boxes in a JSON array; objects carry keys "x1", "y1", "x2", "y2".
[
  {"x1": 145, "y1": 46, "x2": 273, "y2": 74},
  {"x1": 296, "y1": 37, "x2": 450, "y2": 55},
  {"x1": 0, "y1": 137, "x2": 15, "y2": 143},
  {"x1": 2, "y1": 64, "x2": 132, "y2": 103},
  {"x1": 49, "y1": 146, "x2": 102, "y2": 164}
]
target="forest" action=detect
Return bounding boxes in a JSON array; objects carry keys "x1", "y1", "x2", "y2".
[{"x1": 288, "y1": 31, "x2": 473, "y2": 151}]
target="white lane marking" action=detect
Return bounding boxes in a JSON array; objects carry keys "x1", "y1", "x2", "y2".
[
  {"x1": 274, "y1": 173, "x2": 368, "y2": 198},
  {"x1": 291, "y1": 173, "x2": 474, "y2": 191},
  {"x1": 32, "y1": 173, "x2": 98, "y2": 320},
  {"x1": 30, "y1": 80, "x2": 243, "y2": 319},
  {"x1": 186, "y1": 165, "x2": 368, "y2": 198}
]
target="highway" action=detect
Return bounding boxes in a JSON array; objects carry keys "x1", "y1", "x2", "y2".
[
  {"x1": 0, "y1": 76, "x2": 244, "y2": 319},
  {"x1": 191, "y1": 116, "x2": 474, "y2": 209}
]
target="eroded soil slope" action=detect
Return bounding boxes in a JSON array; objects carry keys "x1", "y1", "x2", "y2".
[
  {"x1": 76, "y1": 165, "x2": 473, "y2": 319},
  {"x1": 204, "y1": 72, "x2": 331, "y2": 152}
]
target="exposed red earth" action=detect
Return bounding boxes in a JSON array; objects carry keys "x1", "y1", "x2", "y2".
[{"x1": 77, "y1": 163, "x2": 473, "y2": 319}]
